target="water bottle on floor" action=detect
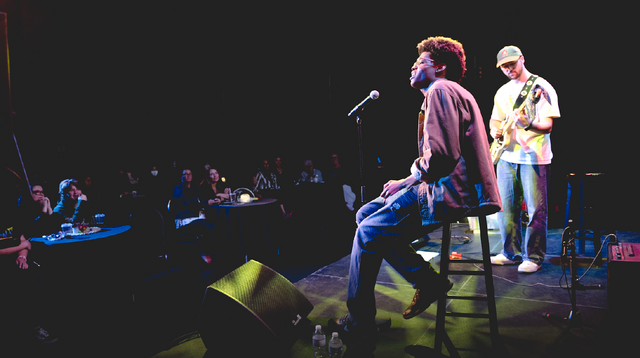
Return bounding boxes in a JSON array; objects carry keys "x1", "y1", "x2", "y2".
[
  {"x1": 329, "y1": 332, "x2": 343, "y2": 358},
  {"x1": 312, "y1": 325, "x2": 327, "y2": 357}
]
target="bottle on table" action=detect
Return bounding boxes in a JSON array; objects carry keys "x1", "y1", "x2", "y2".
[
  {"x1": 329, "y1": 332, "x2": 343, "y2": 358},
  {"x1": 312, "y1": 324, "x2": 327, "y2": 358}
]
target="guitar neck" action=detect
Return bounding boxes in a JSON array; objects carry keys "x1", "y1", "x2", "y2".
[{"x1": 501, "y1": 100, "x2": 527, "y2": 131}]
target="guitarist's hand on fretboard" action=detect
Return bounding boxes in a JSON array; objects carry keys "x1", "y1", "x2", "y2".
[{"x1": 512, "y1": 109, "x2": 530, "y2": 129}]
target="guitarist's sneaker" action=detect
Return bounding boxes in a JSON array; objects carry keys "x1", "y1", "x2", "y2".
[
  {"x1": 518, "y1": 260, "x2": 542, "y2": 273},
  {"x1": 490, "y1": 253, "x2": 520, "y2": 265}
]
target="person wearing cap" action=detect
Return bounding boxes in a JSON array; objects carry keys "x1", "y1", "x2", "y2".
[
  {"x1": 328, "y1": 36, "x2": 501, "y2": 356},
  {"x1": 489, "y1": 46, "x2": 561, "y2": 273}
]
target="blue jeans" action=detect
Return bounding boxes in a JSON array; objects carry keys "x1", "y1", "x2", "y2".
[
  {"x1": 347, "y1": 185, "x2": 443, "y2": 332},
  {"x1": 496, "y1": 160, "x2": 550, "y2": 265}
]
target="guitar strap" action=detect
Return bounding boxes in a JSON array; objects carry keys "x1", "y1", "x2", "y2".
[{"x1": 512, "y1": 75, "x2": 538, "y2": 110}]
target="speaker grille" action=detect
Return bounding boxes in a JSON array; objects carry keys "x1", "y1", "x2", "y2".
[{"x1": 200, "y1": 260, "x2": 313, "y2": 353}]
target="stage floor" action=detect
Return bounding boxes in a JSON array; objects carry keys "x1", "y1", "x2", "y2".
[
  {"x1": 154, "y1": 224, "x2": 637, "y2": 358},
  {"x1": 2, "y1": 223, "x2": 636, "y2": 358}
]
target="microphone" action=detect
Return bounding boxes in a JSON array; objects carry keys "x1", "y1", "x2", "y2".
[{"x1": 348, "y1": 90, "x2": 380, "y2": 117}]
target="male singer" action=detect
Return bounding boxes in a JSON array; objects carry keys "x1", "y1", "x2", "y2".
[{"x1": 330, "y1": 36, "x2": 501, "y2": 356}]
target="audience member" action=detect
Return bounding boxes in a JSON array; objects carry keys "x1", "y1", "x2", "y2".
[
  {"x1": 253, "y1": 159, "x2": 280, "y2": 195},
  {"x1": 1, "y1": 210, "x2": 59, "y2": 344},
  {"x1": 79, "y1": 173, "x2": 107, "y2": 207},
  {"x1": 126, "y1": 170, "x2": 139, "y2": 187},
  {"x1": 252, "y1": 158, "x2": 292, "y2": 217},
  {"x1": 325, "y1": 153, "x2": 358, "y2": 211},
  {"x1": 52, "y1": 179, "x2": 94, "y2": 223},
  {"x1": 16, "y1": 185, "x2": 58, "y2": 238},
  {"x1": 77, "y1": 175, "x2": 95, "y2": 200},
  {"x1": 299, "y1": 159, "x2": 324, "y2": 183},
  {"x1": 140, "y1": 164, "x2": 169, "y2": 206},
  {"x1": 273, "y1": 156, "x2": 294, "y2": 217},
  {"x1": 0, "y1": 228, "x2": 31, "y2": 269},
  {"x1": 112, "y1": 169, "x2": 134, "y2": 199},
  {"x1": 200, "y1": 167, "x2": 230, "y2": 205},
  {"x1": 325, "y1": 153, "x2": 345, "y2": 185},
  {"x1": 171, "y1": 168, "x2": 218, "y2": 263},
  {"x1": 29, "y1": 184, "x2": 53, "y2": 215},
  {"x1": 172, "y1": 169, "x2": 205, "y2": 226},
  {"x1": 273, "y1": 156, "x2": 295, "y2": 190}
]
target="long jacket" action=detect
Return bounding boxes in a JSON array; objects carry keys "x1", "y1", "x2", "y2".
[
  {"x1": 410, "y1": 79, "x2": 502, "y2": 225},
  {"x1": 53, "y1": 195, "x2": 93, "y2": 224}
]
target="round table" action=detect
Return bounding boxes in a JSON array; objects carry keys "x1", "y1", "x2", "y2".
[
  {"x1": 31, "y1": 225, "x2": 132, "y2": 246},
  {"x1": 215, "y1": 197, "x2": 277, "y2": 208},
  {"x1": 208, "y1": 198, "x2": 281, "y2": 264},
  {"x1": 28, "y1": 225, "x2": 135, "y2": 339},
  {"x1": 30, "y1": 225, "x2": 133, "y2": 275}
]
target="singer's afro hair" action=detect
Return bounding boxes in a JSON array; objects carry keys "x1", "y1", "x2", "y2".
[{"x1": 416, "y1": 36, "x2": 466, "y2": 83}]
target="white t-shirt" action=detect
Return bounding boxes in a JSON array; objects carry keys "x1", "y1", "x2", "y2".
[{"x1": 491, "y1": 76, "x2": 560, "y2": 165}]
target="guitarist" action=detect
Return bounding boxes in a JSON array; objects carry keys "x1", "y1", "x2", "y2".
[{"x1": 489, "y1": 46, "x2": 560, "y2": 273}]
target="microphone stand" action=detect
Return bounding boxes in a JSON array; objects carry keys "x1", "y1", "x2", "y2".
[
  {"x1": 355, "y1": 114, "x2": 366, "y2": 206},
  {"x1": 543, "y1": 221, "x2": 603, "y2": 350},
  {"x1": 348, "y1": 91, "x2": 378, "y2": 207}
]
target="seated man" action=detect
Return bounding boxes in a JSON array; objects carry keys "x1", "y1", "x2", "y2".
[
  {"x1": 330, "y1": 37, "x2": 501, "y2": 356},
  {"x1": 253, "y1": 158, "x2": 280, "y2": 198},
  {"x1": 299, "y1": 160, "x2": 323, "y2": 183}
]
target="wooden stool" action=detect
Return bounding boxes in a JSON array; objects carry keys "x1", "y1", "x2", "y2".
[{"x1": 435, "y1": 215, "x2": 500, "y2": 356}]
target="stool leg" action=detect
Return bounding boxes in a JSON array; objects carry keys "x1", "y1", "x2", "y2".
[
  {"x1": 478, "y1": 215, "x2": 500, "y2": 349},
  {"x1": 435, "y1": 222, "x2": 451, "y2": 354},
  {"x1": 435, "y1": 218, "x2": 501, "y2": 355}
]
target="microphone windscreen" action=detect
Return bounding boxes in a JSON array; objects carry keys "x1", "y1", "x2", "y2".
[{"x1": 370, "y1": 90, "x2": 380, "y2": 100}]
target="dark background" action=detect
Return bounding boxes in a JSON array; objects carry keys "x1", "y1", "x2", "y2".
[{"x1": 0, "y1": 1, "x2": 633, "y2": 227}]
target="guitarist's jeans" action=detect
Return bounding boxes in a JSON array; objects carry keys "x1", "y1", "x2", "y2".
[{"x1": 496, "y1": 160, "x2": 550, "y2": 265}]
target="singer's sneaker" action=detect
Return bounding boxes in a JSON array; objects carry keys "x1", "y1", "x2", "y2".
[{"x1": 518, "y1": 260, "x2": 542, "y2": 273}]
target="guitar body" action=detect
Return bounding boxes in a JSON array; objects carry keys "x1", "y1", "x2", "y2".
[
  {"x1": 491, "y1": 80, "x2": 551, "y2": 164},
  {"x1": 490, "y1": 111, "x2": 516, "y2": 165},
  {"x1": 490, "y1": 77, "x2": 547, "y2": 165},
  {"x1": 490, "y1": 134, "x2": 509, "y2": 165}
]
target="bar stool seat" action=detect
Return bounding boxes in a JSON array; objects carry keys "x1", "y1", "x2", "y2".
[{"x1": 434, "y1": 215, "x2": 501, "y2": 357}]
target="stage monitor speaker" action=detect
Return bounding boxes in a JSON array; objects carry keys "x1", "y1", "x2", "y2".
[
  {"x1": 198, "y1": 260, "x2": 313, "y2": 356},
  {"x1": 607, "y1": 242, "x2": 640, "y2": 337}
]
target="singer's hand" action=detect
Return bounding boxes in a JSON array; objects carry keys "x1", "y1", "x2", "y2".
[
  {"x1": 381, "y1": 175, "x2": 418, "y2": 203},
  {"x1": 381, "y1": 180, "x2": 403, "y2": 202}
]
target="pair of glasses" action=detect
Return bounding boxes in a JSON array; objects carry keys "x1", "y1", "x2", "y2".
[
  {"x1": 413, "y1": 58, "x2": 435, "y2": 68},
  {"x1": 32, "y1": 190, "x2": 44, "y2": 194}
]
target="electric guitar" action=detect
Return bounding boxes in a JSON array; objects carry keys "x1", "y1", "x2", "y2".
[{"x1": 490, "y1": 84, "x2": 548, "y2": 164}]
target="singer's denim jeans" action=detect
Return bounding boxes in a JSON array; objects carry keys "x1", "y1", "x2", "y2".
[
  {"x1": 346, "y1": 185, "x2": 444, "y2": 333},
  {"x1": 496, "y1": 160, "x2": 550, "y2": 265}
]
